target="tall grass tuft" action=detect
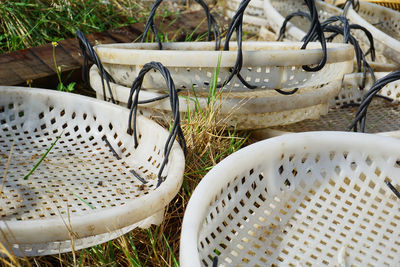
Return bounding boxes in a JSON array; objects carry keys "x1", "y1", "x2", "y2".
[{"x1": 0, "y1": 0, "x2": 142, "y2": 53}]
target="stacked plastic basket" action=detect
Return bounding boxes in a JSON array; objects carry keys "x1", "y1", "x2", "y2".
[
  {"x1": 1, "y1": 0, "x2": 400, "y2": 265},
  {"x1": 182, "y1": 0, "x2": 400, "y2": 266}
]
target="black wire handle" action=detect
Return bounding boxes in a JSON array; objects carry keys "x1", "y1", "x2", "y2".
[
  {"x1": 221, "y1": 0, "x2": 257, "y2": 89},
  {"x1": 301, "y1": 0, "x2": 328, "y2": 72},
  {"x1": 127, "y1": 61, "x2": 186, "y2": 187},
  {"x1": 212, "y1": 256, "x2": 218, "y2": 267},
  {"x1": 322, "y1": 25, "x2": 375, "y2": 89},
  {"x1": 142, "y1": 0, "x2": 221, "y2": 50},
  {"x1": 343, "y1": 0, "x2": 360, "y2": 16},
  {"x1": 277, "y1": 11, "x2": 312, "y2": 41},
  {"x1": 278, "y1": 10, "x2": 376, "y2": 90},
  {"x1": 76, "y1": 30, "x2": 116, "y2": 104},
  {"x1": 348, "y1": 70, "x2": 400, "y2": 132}
]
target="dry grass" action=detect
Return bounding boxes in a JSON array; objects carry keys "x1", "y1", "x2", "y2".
[
  {"x1": 0, "y1": 89, "x2": 251, "y2": 267},
  {"x1": 0, "y1": 1, "x2": 256, "y2": 266}
]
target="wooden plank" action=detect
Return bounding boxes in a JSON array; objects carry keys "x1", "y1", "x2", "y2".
[
  {"x1": 0, "y1": 10, "x2": 214, "y2": 87},
  {"x1": 0, "y1": 49, "x2": 54, "y2": 85},
  {"x1": 30, "y1": 43, "x2": 80, "y2": 73},
  {"x1": 107, "y1": 24, "x2": 145, "y2": 43}
]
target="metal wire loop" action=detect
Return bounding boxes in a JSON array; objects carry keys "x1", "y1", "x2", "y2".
[
  {"x1": 221, "y1": 0, "x2": 257, "y2": 90},
  {"x1": 142, "y1": 0, "x2": 221, "y2": 50},
  {"x1": 76, "y1": 30, "x2": 116, "y2": 104},
  {"x1": 348, "y1": 70, "x2": 400, "y2": 132},
  {"x1": 127, "y1": 61, "x2": 186, "y2": 187},
  {"x1": 300, "y1": 0, "x2": 328, "y2": 72},
  {"x1": 277, "y1": 11, "x2": 311, "y2": 41},
  {"x1": 343, "y1": 0, "x2": 360, "y2": 16},
  {"x1": 385, "y1": 180, "x2": 400, "y2": 200}
]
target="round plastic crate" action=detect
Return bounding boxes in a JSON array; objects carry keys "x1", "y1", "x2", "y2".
[
  {"x1": 0, "y1": 86, "x2": 185, "y2": 257},
  {"x1": 94, "y1": 41, "x2": 354, "y2": 93},
  {"x1": 89, "y1": 65, "x2": 344, "y2": 130},
  {"x1": 264, "y1": 0, "x2": 400, "y2": 70},
  {"x1": 255, "y1": 72, "x2": 400, "y2": 138},
  {"x1": 224, "y1": 0, "x2": 268, "y2": 34},
  {"x1": 332, "y1": 0, "x2": 400, "y2": 11},
  {"x1": 180, "y1": 131, "x2": 400, "y2": 266},
  {"x1": 346, "y1": 0, "x2": 400, "y2": 65}
]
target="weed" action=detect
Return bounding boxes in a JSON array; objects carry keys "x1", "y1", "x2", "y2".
[
  {"x1": 0, "y1": 0, "x2": 142, "y2": 53},
  {"x1": 52, "y1": 41, "x2": 76, "y2": 92},
  {"x1": 24, "y1": 130, "x2": 63, "y2": 180}
]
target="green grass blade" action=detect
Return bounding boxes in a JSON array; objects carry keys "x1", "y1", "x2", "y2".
[{"x1": 24, "y1": 130, "x2": 64, "y2": 180}]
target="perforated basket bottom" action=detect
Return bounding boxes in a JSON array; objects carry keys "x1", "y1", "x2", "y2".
[
  {"x1": 0, "y1": 122, "x2": 158, "y2": 222},
  {"x1": 196, "y1": 139, "x2": 400, "y2": 266},
  {"x1": 272, "y1": 98, "x2": 400, "y2": 135},
  {"x1": 0, "y1": 87, "x2": 185, "y2": 257}
]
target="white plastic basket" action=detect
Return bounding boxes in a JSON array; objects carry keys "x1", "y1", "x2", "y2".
[
  {"x1": 264, "y1": 0, "x2": 400, "y2": 70},
  {"x1": 224, "y1": 0, "x2": 268, "y2": 34},
  {"x1": 94, "y1": 41, "x2": 354, "y2": 92},
  {"x1": 257, "y1": 72, "x2": 400, "y2": 137},
  {"x1": 89, "y1": 65, "x2": 344, "y2": 130},
  {"x1": 0, "y1": 86, "x2": 185, "y2": 257},
  {"x1": 346, "y1": 1, "x2": 400, "y2": 65},
  {"x1": 180, "y1": 131, "x2": 400, "y2": 266}
]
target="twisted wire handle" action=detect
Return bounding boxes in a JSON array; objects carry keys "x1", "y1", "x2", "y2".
[
  {"x1": 221, "y1": 0, "x2": 257, "y2": 89},
  {"x1": 127, "y1": 62, "x2": 186, "y2": 187},
  {"x1": 301, "y1": 0, "x2": 328, "y2": 72},
  {"x1": 142, "y1": 0, "x2": 221, "y2": 50},
  {"x1": 76, "y1": 30, "x2": 116, "y2": 104},
  {"x1": 348, "y1": 70, "x2": 400, "y2": 132}
]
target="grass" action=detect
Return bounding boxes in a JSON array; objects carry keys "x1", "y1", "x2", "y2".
[
  {"x1": 0, "y1": 1, "x2": 255, "y2": 266},
  {"x1": 0, "y1": 89, "x2": 249, "y2": 267},
  {"x1": 0, "y1": 0, "x2": 146, "y2": 53}
]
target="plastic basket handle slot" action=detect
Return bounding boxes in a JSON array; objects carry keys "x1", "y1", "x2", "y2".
[
  {"x1": 76, "y1": 30, "x2": 116, "y2": 104},
  {"x1": 349, "y1": 70, "x2": 400, "y2": 132},
  {"x1": 142, "y1": 0, "x2": 221, "y2": 50},
  {"x1": 127, "y1": 61, "x2": 186, "y2": 187}
]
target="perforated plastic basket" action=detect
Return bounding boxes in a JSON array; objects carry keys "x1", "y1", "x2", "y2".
[
  {"x1": 224, "y1": 0, "x2": 268, "y2": 34},
  {"x1": 180, "y1": 131, "x2": 400, "y2": 266},
  {"x1": 93, "y1": 41, "x2": 354, "y2": 93},
  {"x1": 89, "y1": 65, "x2": 344, "y2": 130},
  {"x1": 346, "y1": 1, "x2": 400, "y2": 65},
  {"x1": 331, "y1": 0, "x2": 400, "y2": 10},
  {"x1": 0, "y1": 86, "x2": 185, "y2": 257},
  {"x1": 255, "y1": 72, "x2": 400, "y2": 137},
  {"x1": 264, "y1": 0, "x2": 400, "y2": 70}
]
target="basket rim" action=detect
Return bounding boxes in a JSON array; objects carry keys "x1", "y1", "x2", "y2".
[
  {"x1": 0, "y1": 86, "x2": 185, "y2": 245},
  {"x1": 346, "y1": 1, "x2": 400, "y2": 52},
  {"x1": 258, "y1": 72, "x2": 400, "y2": 137},
  {"x1": 94, "y1": 41, "x2": 354, "y2": 67},
  {"x1": 264, "y1": 0, "x2": 400, "y2": 68},
  {"x1": 263, "y1": 0, "x2": 343, "y2": 41},
  {"x1": 179, "y1": 131, "x2": 400, "y2": 266},
  {"x1": 89, "y1": 65, "x2": 342, "y2": 114},
  {"x1": 225, "y1": 0, "x2": 268, "y2": 28}
]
